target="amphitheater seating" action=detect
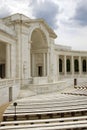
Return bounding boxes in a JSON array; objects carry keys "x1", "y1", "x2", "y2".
[
  {"x1": 1, "y1": 120, "x2": 87, "y2": 130},
  {"x1": 1, "y1": 92, "x2": 87, "y2": 130},
  {"x1": 62, "y1": 86, "x2": 87, "y2": 96},
  {"x1": 1, "y1": 115, "x2": 87, "y2": 126},
  {"x1": 75, "y1": 82, "x2": 87, "y2": 90}
]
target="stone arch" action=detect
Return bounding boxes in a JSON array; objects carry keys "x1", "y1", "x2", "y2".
[
  {"x1": 31, "y1": 28, "x2": 48, "y2": 49},
  {"x1": 30, "y1": 26, "x2": 49, "y2": 77},
  {"x1": 28, "y1": 24, "x2": 49, "y2": 47}
]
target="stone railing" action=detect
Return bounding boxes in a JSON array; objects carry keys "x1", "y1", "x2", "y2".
[
  {"x1": 0, "y1": 79, "x2": 20, "y2": 88},
  {"x1": 76, "y1": 77, "x2": 87, "y2": 86},
  {"x1": 29, "y1": 81, "x2": 67, "y2": 94},
  {"x1": 59, "y1": 74, "x2": 87, "y2": 80},
  {"x1": 33, "y1": 77, "x2": 48, "y2": 84},
  {"x1": 0, "y1": 79, "x2": 20, "y2": 106}
]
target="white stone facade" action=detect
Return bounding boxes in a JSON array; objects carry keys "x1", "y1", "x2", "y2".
[
  {"x1": 0, "y1": 13, "x2": 87, "y2": 87},
  {"x1": 1, "y1": 13, "x2": 87, "y2": 107}
]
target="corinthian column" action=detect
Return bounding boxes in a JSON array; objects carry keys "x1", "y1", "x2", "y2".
[
  {"x1": 47, "y1": 52, "x2": 50, "y2": 76},
  {"x1": 57, "y1": 55, "x2": 59, "y2": 79},
  {"x1": 79, "y1": 56, "x2": 82, "y2": 75},
  {"x1": 31, "y1": 53, "x2": 35, "y2": 77},
  {"x1": 28, "y1": 41, "x2": 31, "y2": 78},
  {"x1": 6, "y1": 44, "x2": 11, "y2": 78},
  {"x1": 43, "y1": 53, "x2": 46, "y2": 76},
  {"x1": 64, "y1": 55, "x2": 66, "y2": 76},
  {"x1": 71, "y1": 56, "x2": 74, "y2": 75}
]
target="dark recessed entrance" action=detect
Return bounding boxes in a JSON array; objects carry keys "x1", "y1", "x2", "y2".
[
  {"x1": 38, "y1": 66, "x2": 43, "y2": 77},
  {"x1": 0, "y1": 64, "x2": 5, "y2": 78}
]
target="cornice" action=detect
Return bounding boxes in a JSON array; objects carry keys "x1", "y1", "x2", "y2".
[
  {"x1": 0, "y1": 22, "x2": 16, "y2": 39},
  {"x1": 9, "y1": 19, "x2": 57, "y2": 39}
]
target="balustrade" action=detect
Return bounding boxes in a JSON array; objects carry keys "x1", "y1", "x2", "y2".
[{"x1": 0, "y1": 79, "x2": 20, "y2": 89}]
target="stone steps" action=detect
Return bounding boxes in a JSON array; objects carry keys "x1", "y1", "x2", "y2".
[
  {"x1": 1, "y1": 120, "x2": 87, "y2": 130},
  {"x1": 1, "y1": 92, "x2": 87, "y2": 130}
]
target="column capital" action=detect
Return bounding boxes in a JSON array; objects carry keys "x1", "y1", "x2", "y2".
[{"x1": 6, "y1": 44, "x2": 11, "y2": 78}]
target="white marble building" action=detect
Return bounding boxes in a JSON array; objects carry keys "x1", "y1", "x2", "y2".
[
  {"x1": 0, "y1": 13, "x2": 87, "y2": 105},
  {"x1": 0, "y1": 13, "x2": 57, "y2": 85}
]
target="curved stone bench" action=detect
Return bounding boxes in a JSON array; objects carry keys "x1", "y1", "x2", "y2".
[
  {"x1": 1, "y1": 120, "x2": 87, "y2": 130},
  {"x1": 1, "y1": 115, "x2": 87, "y2": 126}
]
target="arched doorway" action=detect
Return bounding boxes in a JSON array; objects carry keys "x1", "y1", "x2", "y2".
[{"x1": 30, "y1": 28, "x2": 48, "y2": 77}]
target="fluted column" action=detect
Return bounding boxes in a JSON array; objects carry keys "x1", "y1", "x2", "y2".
[
  {"x1": 71, "y1": 56, "x2": 74, "y2": 75},
  {"x1": 64, "y1": 55, "x2": 66, "y2": 76},
  {"x1": 47, "y1": 52, "x2": 50, "y2": 76},
  {"x1": 6, "y1": 44, "x2": 11, "y2": 78},
  {"x1": 28, "y1": 42, "x2": 31, "y2": 77},
  {"x1": 31, "y1": 53, "x2": 35, "y2": 77},
  {"x1": 79, "y1": 56, "x2": 82, "y2": 75},
  {"x1": 43, "y1": 53, "x2": 46, "y2": 76},
  {"x1": 57, "y1": 55, "x2": 59, "y2": 79}
]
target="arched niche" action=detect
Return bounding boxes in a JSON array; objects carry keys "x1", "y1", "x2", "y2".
[
  {"x1": 31, "y1": 28, "x2": 48, "y2": 50},
  {"x1": 30, "y1": 28, "x2": 48, "y2": 77}
]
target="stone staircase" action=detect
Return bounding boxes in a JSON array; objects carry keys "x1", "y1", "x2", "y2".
[
  {"x1": 61, "y1": 82, "x2": 87, "y2": 96},
  {"x1": 1, "y1": 92, "x2": 87, "y2": 130},
  {"x1": 75, "y1": 82, "x2": 87, "y2": 90},
  {"x1": 18, "y1": 85, "x2": 36, "y2": 99}
]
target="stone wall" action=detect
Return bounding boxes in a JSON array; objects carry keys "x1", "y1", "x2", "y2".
[{"x1": 0, "y1": 79, "x2": 20, "y2": 106}]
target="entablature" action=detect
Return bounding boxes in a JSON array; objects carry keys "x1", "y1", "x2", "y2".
[{"x1": 0, "y1": 22, "x2": 16, "y2": 39}]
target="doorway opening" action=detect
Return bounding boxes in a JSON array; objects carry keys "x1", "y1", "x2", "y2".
[
  {"x1": 38, "y1": 66, "x2": 43, "y2": 77},
  {"x1": 31, "y1": 29, "x2": 48, "y2": 77}
]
